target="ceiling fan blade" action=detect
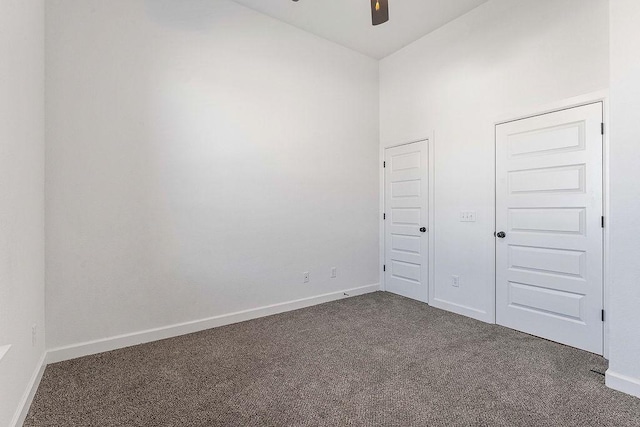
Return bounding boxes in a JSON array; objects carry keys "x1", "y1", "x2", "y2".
[{"x1": 371, "y1": 0, "x2": 389, "y2": 26}]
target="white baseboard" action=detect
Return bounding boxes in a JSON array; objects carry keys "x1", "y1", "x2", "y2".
[
  {"x1": 430, "y1": 297, "x2": 491, "y2": 323},
  {"x1": 46, "y1": 284, "x2": 379, "y2": 364},
  {"x1": 606, "y1": 369, "x2": 640, "y2": 399},
  {"x1": 11, "y1": 352, "x2": 47, "y2": 427}
]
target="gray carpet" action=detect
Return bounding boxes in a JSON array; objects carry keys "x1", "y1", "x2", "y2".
[{"x1": 25, "y1": 292, "x2": 640, "y2": 426}]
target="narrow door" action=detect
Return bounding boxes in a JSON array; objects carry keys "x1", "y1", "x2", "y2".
[
  {"x1": 496, "y1": 103, "x2": 604, "y2": 354},
  {"x1": 384, "y1": 141, "x2": 428, "y2": 303}
]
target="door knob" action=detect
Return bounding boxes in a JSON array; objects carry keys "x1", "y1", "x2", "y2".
[
  {"x1": 496, "y1": 231, "x2": 506, "y2": 238},
  {"x1": 419, "y1": 227, "x2": 427, "y2": 233}
]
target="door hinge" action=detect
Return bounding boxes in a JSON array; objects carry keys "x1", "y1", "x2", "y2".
[
  {"x1": 601, "y1": 122, "x2": 605, "y2": 135},
  {"x1": 601, "y1": 309, "x2": 605, "y2": 322},
  {"x1": 383, "y1": 264, "x2": 386, "y2": 272},
  {"x1": 383, "y1": 213, "x2": 386, "y2": 220},
  {"x1": 383, "y1": 161, "x2": 386, "y2": 168},
  {"x1": 601, "y1": 216, "x2": 605, "y2": 228}
]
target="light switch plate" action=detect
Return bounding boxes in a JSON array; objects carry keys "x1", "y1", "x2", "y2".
[{"x1": 460, "y1": 211, "x2": 476, "y2": 222}]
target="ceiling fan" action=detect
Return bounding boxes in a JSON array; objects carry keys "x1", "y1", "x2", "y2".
[{"x1": 291, "y1": 0, "x2": 390, "y2": 26}]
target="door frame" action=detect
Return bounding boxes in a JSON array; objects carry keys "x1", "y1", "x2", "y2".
[
  {"x1": 380, "y1": 138, "x2": 434, "y2": 304},
  {"x1": 492, "y1": 90, "x2": 610, "y2": 357}
]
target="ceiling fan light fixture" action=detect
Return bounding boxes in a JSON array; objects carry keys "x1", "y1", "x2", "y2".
[{"x1": 371, "y1": 0, "x2": 389, "y2": 26}]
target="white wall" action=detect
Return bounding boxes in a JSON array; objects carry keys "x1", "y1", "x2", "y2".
[
  {"x1": 379, "y1": 0, "x2": 609, "y2": 321},
  {"x1": 0, "y1": 0, "x2": 46, "y2": 425},
  {"x1": 45, "y1": 0, "x2": 379, "y2": 350},
  {"x1": 606, "y1": 0, "x2": 640, "y2": 398}
]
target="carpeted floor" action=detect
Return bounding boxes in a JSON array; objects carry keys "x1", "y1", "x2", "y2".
[{"x1": 25, "y1": 292, "x2": 640, "y2": 426}]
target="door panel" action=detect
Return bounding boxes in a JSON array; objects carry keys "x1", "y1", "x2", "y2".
[
  {"x1": 496, "y1": 103, "x2": 603, "y2": 354},
  {"x1": 384, "y1": 142, "x2": 428, "y2": 302},
  {"x1": 509, "y1": 208, "x2": 585, "y2": 235}
]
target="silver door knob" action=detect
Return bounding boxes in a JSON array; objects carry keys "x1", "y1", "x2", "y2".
[{"x1": 496, "y1": 231, "x2": 506, "y2": 238}]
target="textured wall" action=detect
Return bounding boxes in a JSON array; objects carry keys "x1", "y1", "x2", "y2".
[
  {"x1": 0, "y1": 0, "x2": 46, "y2": 425},
  {"x1": 606, "y1": 0, "x2": 640, "y2": 398},
  {"x1": 45, "y1": 0, "x2": 379, "y2": 349},
  {"x1": 380, "y1": 0, "x2": 608, "y2": 321}
]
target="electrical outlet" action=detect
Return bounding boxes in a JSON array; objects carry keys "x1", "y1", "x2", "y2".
[
  {"x1": 31, "y1": 324, "x2": 37, "y2": 346},
  {"x1": 451, "y1": 275, "x2": 460, "y2": 288},
  {"x1": 331, "y1": 267, "x2": 337, "y2": 278},
  {"x1": 303, "y1": 272, "x2": 310, "y2": 283}
]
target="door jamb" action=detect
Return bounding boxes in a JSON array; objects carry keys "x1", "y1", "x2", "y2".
[{"x1": 492, "y1": 90, "x2": 610, "y2": 358}]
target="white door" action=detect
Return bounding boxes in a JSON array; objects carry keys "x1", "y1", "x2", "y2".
[
  {"x1": 496, "y1": 103, "x2": 604, "y2": 354},
  {"x1": 384, "y1": 141, "x2": 428, "y2": 303}
]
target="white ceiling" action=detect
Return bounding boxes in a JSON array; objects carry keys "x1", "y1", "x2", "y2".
[{"x1": 231, "y1": 0, "x2": 489, "y2": 59}]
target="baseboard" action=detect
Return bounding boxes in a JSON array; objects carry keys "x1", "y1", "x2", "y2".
[
  {"x1": 11, "y1": 352, "x2": 47, "y2": 427},
  {"x1": 606, "y1": 369, "x2": 640, "y2": 399},
  {"x1": 430, "y1": 298, "x2": 491, "y2": 323},
  {"x1": 46, "y1": 283, "x2": 379, "y2": 364}
]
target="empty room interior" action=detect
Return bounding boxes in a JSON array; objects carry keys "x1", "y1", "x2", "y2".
[{"x1": 2, "y1": 0, "x2": 640, "y2": 425}]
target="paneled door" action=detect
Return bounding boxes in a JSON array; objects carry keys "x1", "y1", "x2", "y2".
[
  {"x1": 496, "y1": 103, "x2": 604, "y2": 354},
  {"x1": 384, "y1": 141, "x2": 428, "y2": 303}
]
